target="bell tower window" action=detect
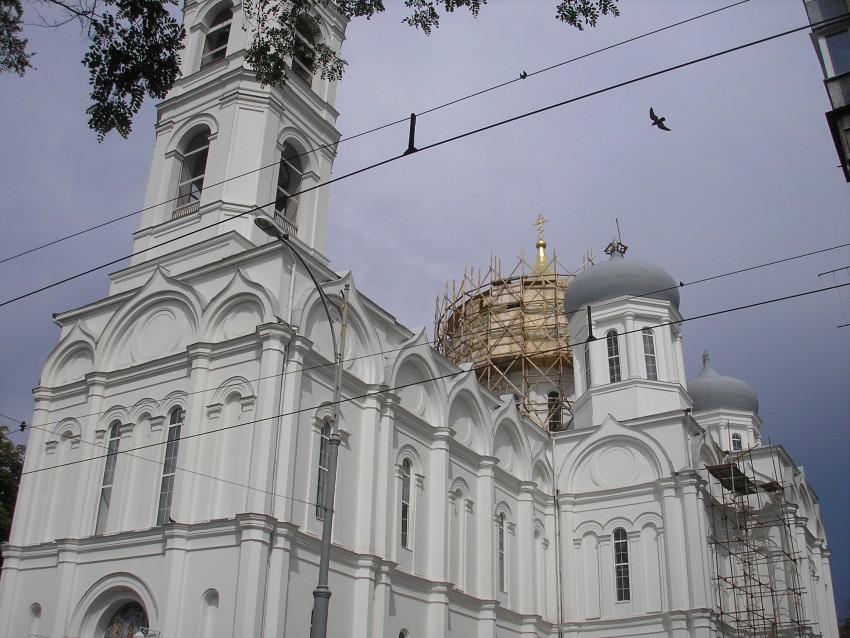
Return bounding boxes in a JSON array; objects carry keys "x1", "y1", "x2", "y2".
[
  {"x1": 642, "y1": 328, "x2": 658, "y2": 381},
  {"x1": 201, "y1": 6, "x2": 233, "y2": 70},
  {"x1": 174, "y1": 130, "x2": 210, "y2": 213},
  {"x1": 292, "y1": 16, "x2": 317, "y2": 84},
  {"x1": 606, "y1": 330, "x2": 622, "y2": 383},
  {"x1": 275, "y1": 143, "x2": 304, "y2": 229},
  {"x1": 547, "y1": 391, "x2": 562, "y2": 431}
]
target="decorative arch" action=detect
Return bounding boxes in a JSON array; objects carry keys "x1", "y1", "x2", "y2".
[
  {"x1": 165, "y1": 115, "x2": 220, "y2": 155},
  {"x1": 51, "y1": 417, "x2": 82, "y2": 441},
  {"x1": 128, "y1": 398, "x2": 160, "y2": 426},
  {"x1": 492, "y1": 418, "x2": 530, "y2": 480},
  {"x1": 41, "y1": 321, "x2": 97, "y2": 387},
  {"x1": 294, "y1": 274, "x2": 382, "y2": 384},
  {"x1": 634, "y1": 511, "x2": 664, "y2": 531},
  {"x1": 447, "y1": 384, "x2": 488, "y2": 456},
  {"x1": 449, "y1": 476, "x2": 471, "y2": 499},
  {"x1": 202, "y1": 270, "x2": 279, "y2": 342},
  {"x1": 388, "y1": 331, "x2": 447, "y2": 425},
  {"x1": 532, "y1": 460, "x2": 553, "y2": 494},
  {"x1": 68, "y1": 572, "x2": 159, "y2": 638},
  {"x1": 397, "y1": 444, "x2": 424, "y2": 478},
  {"x1": 211, "y1": 376, "x2": 256, "y2": 407},
  {"x1": 602, "y1": 516, "x2": 635, "y2": 536},
  {"x1": 574, "y1": 519, "x2": 605, "y2": 538},
  {"x1": 558, "y1": 415, "x2": 672, "y2": 493},
  {"x1": 97, "y1": 268, "x2": 205, "y2": 370},
  {"x1": 98, "y1": 406, "x2": 130, "y2": 435}
]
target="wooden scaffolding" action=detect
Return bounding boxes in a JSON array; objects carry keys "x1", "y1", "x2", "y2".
[{"x1": 434, "y1": 225, "x2": 591, "y2": 431}]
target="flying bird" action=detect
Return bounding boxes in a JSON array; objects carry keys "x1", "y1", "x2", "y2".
[{"x1": 649, "y1": 107, "x2": 671, "y2": 131}]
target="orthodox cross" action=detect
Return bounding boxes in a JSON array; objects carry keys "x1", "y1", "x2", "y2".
[{"x1": 534, "y1": 215, "x2": 548, "y2": 240}]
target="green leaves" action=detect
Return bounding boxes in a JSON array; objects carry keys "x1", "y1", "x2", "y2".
[
  {"x1": 4, "y1": 0, "x2": 619, "y2": 139},
  {"x1": 0, "y1": 0, "x2": 32, "y2": 76},
  {"x1": 556, "y1": 0, "x2": 620, "y2": 30},
  {"x1": 83, "y1": 0, "x2": 184, "y2": 139}
]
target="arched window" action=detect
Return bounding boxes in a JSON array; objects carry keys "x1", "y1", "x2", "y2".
[
  {"x1": 201, "y1": 6, "x2": 232, "y2": 69},
  {"x1": 175, "y1": 130, "x2": 210, "y2": 211},
  {"x1": 103, "y1": 601, "x2": 148, "y2": 637},
  {"x1": 96, "y1": 421, "x2": 121, "y2": 534},
  {"x1": 613, "y1": 527, "x2": 630, "y2": 602},
  {"x1": 275, "y1": 143, "x2": 304, "y2": 226},
  {"x1": 547, "y1": 390, "x2": 562, "y2": 431},
  {"x1": 400, "y1": 459, "x2": 412, "y2": 548},
  {"x1": 292, "y1": 15, "x2": 317, "y2": 84},
  {"x1": 315, "y1": 421, "x2": 331, "y2": 519},
  {"x1": 606, "y1": 330, "x2": 622, "y2": 383},
  {"x1": 642, "y1": 328, "x2": 658, "y2": 381},
  {"x1": 584, "y1": 343, "x2": 591, "y2": 391},
  {"x1": 497, "y1": 512, "x2": 507, "y2": 592},
  {"x1": 731, "y1": 433, "x2": 742, "y2": 452},
  {"x1": 157, "y1": 406, "x2": 185, "y2": 525}
]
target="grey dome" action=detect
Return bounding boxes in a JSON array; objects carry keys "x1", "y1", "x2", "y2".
[
  {"x1": 688, "y1": 352, "x2": 759, "y2": 414},
  {"x1": 564, "y1": 252, "x2": 680, "y2": 316}
]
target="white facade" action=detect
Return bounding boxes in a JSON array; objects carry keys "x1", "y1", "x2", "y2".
[{"x1": 0, "y1": 3, "x2": 839, "y2": 637}]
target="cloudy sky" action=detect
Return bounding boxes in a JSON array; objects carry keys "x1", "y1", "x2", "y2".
[{"x1": 1, "y1": 0, "x2": 848, "y2": 614}]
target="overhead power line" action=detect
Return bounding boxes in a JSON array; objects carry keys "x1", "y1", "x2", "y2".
[
  {"x1": 19, "y1": 279, "x2": 850, "y2": 479},
  {"x1": 5, "y1": 239, "x2": 849, "y2": 434},
  {"x1": 0, "y1": 17, "x2": 836, "y2": 310},
  {"x1": 0, "y1": 0, "x2": 758, "y2": 266}
]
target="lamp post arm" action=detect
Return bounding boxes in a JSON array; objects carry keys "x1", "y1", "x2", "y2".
[{"x1": 279, "y1": 236, "x2": 341, "y2": 359}]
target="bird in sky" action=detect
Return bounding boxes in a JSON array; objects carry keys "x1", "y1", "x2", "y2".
[{"x1": 649, "y1": 107, "x2": 671, "y2": 131}]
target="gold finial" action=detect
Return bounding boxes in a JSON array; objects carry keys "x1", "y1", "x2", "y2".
[{"x1": 532, "y1": 214, "x2": 554, "y2": 275}]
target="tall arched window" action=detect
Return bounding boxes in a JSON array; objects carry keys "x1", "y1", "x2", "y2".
[
  {"x1": 201, "y1": 6, "x2": 232, "y2": 69},
  {"x1": 275, "y1": 143, "x2": 304, "y2": 226},
  {"x1": 584, "y1": 343, "x2": 592, "y2": 391},
  {"x1": 315, "y1": 421, "x2": 331, "y2": 519},
  {"x1": 157, "y1": 406, "x2": 185, "y2": 525},
  {"x1": 400, "y1": 459, "x2": 412, "y2": 548},
  {"x1": 731, "y1": 433, "x2": 742, "y2": 452},
  {"x1": 613, "y1": 528, "x2": 630, "y2": 602},
  {"x1": 175, "y1": 130, "x2": 210, "y2": 211},
  {"x1": 497, "y1": 513, "x2": 507, "y2": 592},
  {"x1": 96, "y1": 421, "x2": 121, "y2": 534},
  {"x1": 606, "y1": 330, "x2": 622, "y2": 383},
  {"x1": 292, "y1": 15, "x2": 317, "y2": 84},
  {"x1": 547, "y1": 391, "x2": 562, "y2": 431},
  {"x1": 642, "y1": 328, "x2": 658, "y2": 381}
]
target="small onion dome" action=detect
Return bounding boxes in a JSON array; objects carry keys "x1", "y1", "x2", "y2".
[
  {"x1": 688, "y1": 351, "x2": 759, "y2": 414},
  {"x1": 563, "y1": 249, "x2": 680, "y2": 316}
]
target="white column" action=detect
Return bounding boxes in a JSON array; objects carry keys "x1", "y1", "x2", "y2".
[
  {"x1": 660, "y1": 479, "x2": 689, "y2": 610},
  {"x1": 245, "y1": 325, "x2": 291, "y2": 513},
  {"x1": 353, "y1": 384, "x2": 387, "y2": 554},
  {"x1": 274, "y1": 334, "x2": 312, "y2": 522},
  {"x1": 232, "y1": 514, "x2": 275, "y2": 637},
  {"x1": 427, "y1": 427, "x2": 451, "y2": 583},
  {"x1": 176, "y1": 343, "x2": 212, "y2": 523},
  {"x1": 517, "y1": 482, "x2": 536, "y2": 614},
  {"x1": 680, "y1": 473, "x2": 711, "y2": 608}
]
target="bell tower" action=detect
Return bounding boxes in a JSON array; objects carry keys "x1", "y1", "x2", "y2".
[{"x1": 121, "y1": 0, "x2": 347, "y2": 291}]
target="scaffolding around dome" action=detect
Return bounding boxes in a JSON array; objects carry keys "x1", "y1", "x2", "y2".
[{"x1": 434, "y1": 231, "x2": 592, "y2": 431}]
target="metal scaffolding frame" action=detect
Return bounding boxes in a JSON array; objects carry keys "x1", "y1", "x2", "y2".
[
  {"x1": 434, "y1": 235, "x2": 591, "y2": 431},
  {"x1": 706, "y1": 445, "x2": 810, "y2": 638}
]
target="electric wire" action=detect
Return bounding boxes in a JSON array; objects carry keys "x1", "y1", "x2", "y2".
[
  {"x1": 7, "y1": 238, "x2": 849, "y2": 434},
  {"x1": 0, "y1": 0, "x2": 756, "y2": 267},
  {"x1": 19, "y1": 278, "x2": 850, "y2": 479},
  {"x1": 0, "y1": 17, "x2": 835, "y2": 310}
]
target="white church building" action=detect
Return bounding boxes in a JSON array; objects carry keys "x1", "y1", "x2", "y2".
[{"x1": 0, "y1": 2, "x2": 839, "y2": 637}]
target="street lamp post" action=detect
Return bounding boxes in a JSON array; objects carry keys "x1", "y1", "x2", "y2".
[{"x1": 254, "y1": 214, "x2": 349, "y2": 638}]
